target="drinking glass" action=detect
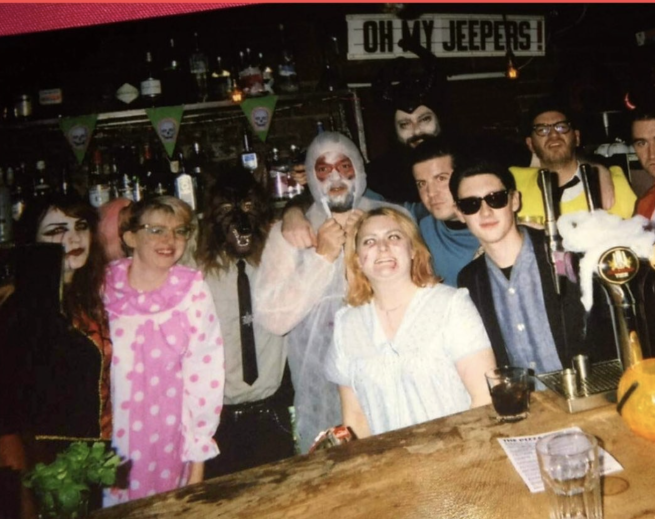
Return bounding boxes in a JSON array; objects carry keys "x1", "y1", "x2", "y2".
[{"x1": 536, "y1": 431, "x2": 603, "y2": 519}]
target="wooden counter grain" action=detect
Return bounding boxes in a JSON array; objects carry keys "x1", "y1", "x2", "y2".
[{"x1": 93, "y1": 391, "x2": 655, "y2": 519}]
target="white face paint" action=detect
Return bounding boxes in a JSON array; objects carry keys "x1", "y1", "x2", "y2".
[
  {"x1": 356, "y1": 215, "x2": 414, "y2": 284},
  {"x1": 394, "y1": 105, "x2": 440, "y2": 148},
  {"x1": 37, "y1": 208, "x2": 91, "y2": 283},
  {"x1": 315, "y1": 152, "x2": 356, "y2": 212}
]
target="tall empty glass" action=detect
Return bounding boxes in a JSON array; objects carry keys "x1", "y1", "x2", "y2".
[{"x1": 536, "y1": 431, "x2": 602, "y2": 519}]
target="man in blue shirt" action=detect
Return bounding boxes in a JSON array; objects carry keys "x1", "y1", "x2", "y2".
[
  {"x1": 451, "y1": 157, "x2": 616, "y2": 373},
  {"x1": 410, "y1": 137, "x2": 480, "y2": 286}
]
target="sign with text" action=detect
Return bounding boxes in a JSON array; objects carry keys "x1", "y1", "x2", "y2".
[{"x1": 347, "y1": 13, "x2": 545, "y2": 60}]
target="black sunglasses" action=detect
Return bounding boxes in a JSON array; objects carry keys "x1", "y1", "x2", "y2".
[{"x1": 456, "y1": 190, "x2": 511, "y2": 215}]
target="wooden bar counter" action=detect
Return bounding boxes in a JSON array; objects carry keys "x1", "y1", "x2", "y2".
[{"x1": 93, "y1": 391, "x2": 655, "y2": 519}]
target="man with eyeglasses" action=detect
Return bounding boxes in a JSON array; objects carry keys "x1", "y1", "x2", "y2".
[
  {"x1": 511, "y1": 98, "x2": 636, "y2": 222},
  {"x1": 451, "y1": 158, "x2": 616, "y2": 376}
]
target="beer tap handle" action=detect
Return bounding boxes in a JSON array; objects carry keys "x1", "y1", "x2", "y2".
[
  {"x1": 538, "y1": 168, "x2": 564, "y2": 295},
  {"x1": 579, "y1": 163, "x2": 602, "y2": 212}
]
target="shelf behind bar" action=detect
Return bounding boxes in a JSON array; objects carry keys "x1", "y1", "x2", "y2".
[{"x1": 1, "y1": 90, "x2": 352, "y2": 131}]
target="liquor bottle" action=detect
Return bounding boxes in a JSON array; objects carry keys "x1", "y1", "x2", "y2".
[
  {"x1": 186, "y1": 141, "x2": 206, "y2": 213},
  {"x1": 33, "y1": 160, "x2": 52, "y2": 199},
  {"x1": 259, "y1": 51, "x2": 275, "y2": 94},
  {"x1": 113, "y1": 146, "x2": 134, "y2": 201},
  {"x1": 0, "y1": 168, "x2": 13, "y2": 244},
  {"x1": 288, "y1": 143, "x2": 305, "y2": 197},
  {"x1": 140, "y1": 51, "x2": 162, "y2": 107},
  {"x1": 208, "y1": 56, "x2": 232, "y2": 100},
  {"x1": 189, "y1": 32, "x2": 209, "y2": 103},
  {"x1": 171, "y1": 152, "x2": 197, "y2": 210},
  {"x1": 268, "y1": 147, "x2": 290, "y2": 203},
  {"x1": 276, "y1": 24, "x2": 299, "y2": 94},
  {"x1": 11, "y1": 163, "x2": 27, "y2": 222},
  {"x1": 161, "y1": 38, "x2": 188, "y2": 105},
  {"x1": 316, "y1": 121, "x2": 325, "y2": 134},
  {"x1": 129, "y1": 145, "x2": 145, "y2": 201},
  {"x1": 59, "y1": 166, "x2": 71, "y2": 195},
  {"x1": 115, "y1": 54, "x2": 141, "y2": 109},
  {"x1": 88, "y1": 149, "x2": 112, "y2": 208},
  {"x1": 317, "y1": 35, "x2": 345, "y2": 93},
  {"x1": 142, "y1": 142, "x2": 168, "y2": 196},
  {"x1": 238, "y1": 49, "x2": 264, "y2": 97},
  {"x1": 240, "y1": 128, "x2": 258, "y2": 173},
  {"x1": 37, "y1": 63, "x2": 64, "y2": 119}
]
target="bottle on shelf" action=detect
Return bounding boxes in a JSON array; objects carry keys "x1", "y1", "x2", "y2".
[
  {"x1": 13, "y1": 66, "x2": 34, "y2": 120},
  {"x1": 258, "y1": 51, "x2": 275, "y2": 94},
  {"x1": 140, "y1": 51, "x2": 162, "y2": 107},
  {"x1": 0, "y1": 168, "x2": 13, "y2": 244},
  {"x1": 288, "y1": 143, "x2": 305, "y2": 197},
  {"x1": 13, "y1": 94, "x2": 33, "y2": 121},
  {"x1": 268, "y1": 147, "x2": 290, "y2": 204},
  {"x1": 37, "y1": 63, "x2": 64, "y2": 119},
  {"x1": 162, "y1": 38, "x2": 188, "y2": 105},
  {"x1": 317, "y1": 35, "x2": 346, "y2": 93},
  {"x1": 141, "y1": 142, "x2": 168, "y2": 196},
  {"x1": 114, "y1": 55, "x2": 141, "y2": 109},
  {"x1": 108, "y1": 148, "x2": 122, "y2": 198},
  {"x1": 129, "y1": 145, "x2": 145, "y2": 201},
  {"x1": 171, "y1": 151, "x2": 197, "y2": 211},
  {"x1": 33, "y1": 160, "x2": 52, "y2": 199},
  {"x1": 240, "y1": 128, "x2": 258, "y2": 173},
  {"x1": 276, "y1": 24, "x2": 299, "y2": 94},
  {"x1": 11, "y1": 163, "x2": 27, "y2": 222},
  {"x1": 238, "y1": 49, "x2": 264, "y2": 97},
  {"x1": 186, "y1": 141, "x2": 206, "y2": 213},
  {"x1": 208, "y1": 56, "x2": 232, "y2": 101},
  {"x1": 59, "y1": 166, "x2": 71, "y2": 195},
  {"x1": 189, "y1": 32, "x2": 209, "y2": 103},
  {"x1": 88, "y1": 149, "x2": 112, "y2": 208}
]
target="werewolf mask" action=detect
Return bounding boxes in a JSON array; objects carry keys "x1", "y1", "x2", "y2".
[{"x1": 198, "y1": 168, "x2": 273, "y2": 272}]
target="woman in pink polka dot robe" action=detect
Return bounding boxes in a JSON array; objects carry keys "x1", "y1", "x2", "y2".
[{"x1": 103, "y1": 197, "x2": 224, "y2": 506}]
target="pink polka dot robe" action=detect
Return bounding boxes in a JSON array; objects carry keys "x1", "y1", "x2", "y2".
[{"x1": 103, "y1": 259, "x2": 224, "y2": 505}]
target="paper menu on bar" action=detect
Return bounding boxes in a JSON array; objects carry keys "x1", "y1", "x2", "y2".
[{"x1": 497, "y1": 426, "x2": 624, "y2": 493}]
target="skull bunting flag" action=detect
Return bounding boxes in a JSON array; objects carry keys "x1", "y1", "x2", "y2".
[
  {"x1": 146, "y1": 105, "x2": 185, "y2": 158},
  {"x1": 240, "y1": 95, "x2": 278, "y2": 142},
  {"x1": 60, "y1": 114, "x2": 98, "y2": 164}
]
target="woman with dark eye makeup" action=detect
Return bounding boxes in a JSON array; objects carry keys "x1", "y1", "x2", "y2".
[{"x1": 0, "y1": 193, "x2": 112, "y2": 518}]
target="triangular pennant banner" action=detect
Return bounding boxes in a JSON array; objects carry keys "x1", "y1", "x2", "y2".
[
  {"x1": 60, "y1": 114, "x2": 98, "y2": 164},
  {"x1": 241, "y1": 95, "x2": 278, "y2": 142},
  {"x1": 146, "y1": 105, "x2": 185, "y2": 158}
]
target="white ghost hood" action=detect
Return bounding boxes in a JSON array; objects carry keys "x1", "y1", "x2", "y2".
[{"x1": 304, "y1": 131, "x2": 367, "y2": 214}]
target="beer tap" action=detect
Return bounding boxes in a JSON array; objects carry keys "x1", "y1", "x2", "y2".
[
  {"x1": 579, "y1": 163, "x2": 602, "y2": 212},
  {"x1": 538, "y1": 169, "x2": 564, "y2": 295}
]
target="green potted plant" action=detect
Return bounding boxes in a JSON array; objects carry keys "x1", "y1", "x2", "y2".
[{"x1": 23, "y1": 441, "x2": 120, "y2": 518}]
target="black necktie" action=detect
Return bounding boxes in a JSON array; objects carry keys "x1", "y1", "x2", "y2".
[
  {"x1": 237, "y1": 259, "x2": 258, "y2": 385},
  {"x1": 557, "y1": 176, "x2": 581, "y2": 201}
]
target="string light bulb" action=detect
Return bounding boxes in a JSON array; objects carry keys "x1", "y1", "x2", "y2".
[{"x1": 506, "y1": 49, "x2": 519, "y2": 80}]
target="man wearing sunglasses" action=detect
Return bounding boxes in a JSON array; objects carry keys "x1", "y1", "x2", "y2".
[
  {"x1": 452, "y1": 159, "x2": 616, "y2": 376},
  {"x1": 511, "y1": 98, "x2": 635, "y2": 222}
]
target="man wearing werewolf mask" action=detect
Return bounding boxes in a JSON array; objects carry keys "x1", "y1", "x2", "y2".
[
  {"x1": 254, "y1": 132, "x2": 406, "y2": 453},
  {"x1": 196, "y1": 167, "x2": 295, "y2": 477}
]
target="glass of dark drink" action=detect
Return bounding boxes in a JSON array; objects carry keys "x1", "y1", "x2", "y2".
[{"x1": 485, "y1": 366, "x2": 531, "y2": 422}]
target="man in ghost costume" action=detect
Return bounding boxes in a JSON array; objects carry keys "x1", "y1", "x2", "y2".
[{"x1": 253, "y1": 131, "x2": 403, "y2": 453}]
